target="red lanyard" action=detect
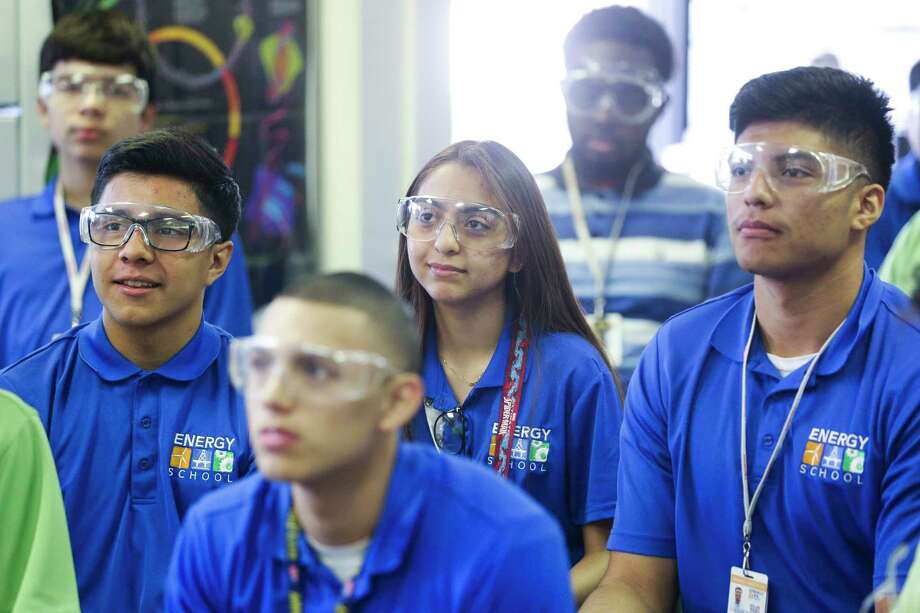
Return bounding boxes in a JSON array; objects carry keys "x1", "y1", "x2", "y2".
[{"x1": 493, "y1": 319, "x2": 530, "y2": 478}]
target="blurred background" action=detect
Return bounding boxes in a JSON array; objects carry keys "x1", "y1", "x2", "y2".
[{"x1": 1, "y1": 0, "x2": 918, "y2": 305}]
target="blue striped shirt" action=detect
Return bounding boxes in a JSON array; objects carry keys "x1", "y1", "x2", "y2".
[{"x1": 538, "y1": 166, "x2": 750, "y2": 381}]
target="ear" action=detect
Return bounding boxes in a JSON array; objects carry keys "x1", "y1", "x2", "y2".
[
  {"x1": 139, "y1": 104, "x2": 157, "y2": 131},
  {"x1": 378, "y1": 373, "x2": 424, "y2": 433},
  {"x1": 204, "y1": 240, "x2": 233, "y2": 287},
  {"x1": 37, "y1": 97, "x2": 49, "y2": 131},
  {"x1": 851, "y1": 182, "x2": 885, "y2": 232}
]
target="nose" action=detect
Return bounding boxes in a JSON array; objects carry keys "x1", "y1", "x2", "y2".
[
  {"x1": 259, "y1": 362, "x2": 298, "y2": 413},
  {"x1": 433, "y1": 219, "x2": 461, "y2": 254},
  {"x1": 78, "y1": 82, "x2": 106, "y2": 114},
  {"x1": 741, "y1": 168, "x2": 776, "y2": 208},
  {"x1": 118, "y1": 225, "x2": 155, "y2": 263}
]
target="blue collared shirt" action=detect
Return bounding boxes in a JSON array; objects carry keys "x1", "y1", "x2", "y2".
[
  {"x1": 0, "y1": 318, "x2": 255, "y2": 613},
  {"x1": 408, "y1": 315, "x2": 622, "y2": 564},
  {"x1": 610, "y1": 268, "x2": 920, "y2": 611},
  {"x1": 0, "y1": 179, "x2": 254, "y2": 368},
  {"x1": 165, "y1": 443, "x2": 574, "y2": 612}
]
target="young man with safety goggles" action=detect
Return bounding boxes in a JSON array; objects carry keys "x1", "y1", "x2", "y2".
[
  {"x1": 0, "y1": 128, "x2": 255, "y2": 612},
  {"x1": 584, "y1": 66, "x2": 920, "y2": 612},
  {"x1": 537, "y1": 5, "x2": 749, "y2": 382},
  {"x1": 0, "y1": 9, "x2": 253, "y2": 368},
  {"x1": 165, "y1": 272, "x2": 575, "y2": 612}
]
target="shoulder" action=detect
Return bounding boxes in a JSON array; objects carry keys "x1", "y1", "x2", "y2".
[
  {"x1": 0, "y1": 328, "x2": 80, "y2": 385},
  {"x1": 405, "y1": 444, "x2": 559, "y2": 534},
  {"x1": 0, "y1": 389, "x2": 44, "y2": 453},
  {"x1": 876, "y1": 282, "x2": 920, "y2": 344},
  {"x1": 532, "y1": 331, "x2": 609, "y2": 377},
  {"x1": 184, "y1": 473, "x2": 274, "y2": 527},
  {"x1": 657, "y1": 283, "x2": 752, "y2": 341}
]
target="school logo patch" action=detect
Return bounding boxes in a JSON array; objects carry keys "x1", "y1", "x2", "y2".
[
  {"x1": 169, "y1": 432, "x2": 239, "y2": 485},
  {"x1": 486, "y1": 422, "x2": 552, "y2": 474},
  {"x1": 799, "y1": 427, "x2": 868, "y2": 486}
]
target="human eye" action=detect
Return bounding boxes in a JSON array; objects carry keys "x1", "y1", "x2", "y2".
[
  {"x1": 108, "y1": 82, "x2": 136, "y2": 99},
  {"x1": 294, "y1": 354, "x2": 340, "y2": 383},
  {"x1": 248, "y1": 347, "x2": 275, "y2": 375},
  {"x1": 413, "y1": 205, "x2": 440, "y2": 226},
  {"x1": 729, "y1": 161, "x2": 752, "y2": 178},
  {"x1": 464, "y1": 215, "x2": 494, "y2": 233},
  {"x1": 55, "y1": 75, "x2": 82, "y2": 93}
]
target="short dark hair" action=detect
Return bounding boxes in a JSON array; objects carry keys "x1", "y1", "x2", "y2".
[
  {"x1": 40, "y1": 9, "x2": 157, "y2": 104},
  {"x1": 564, "y1": 5, "x2": 673, "y2": 81},
  {"x1": 92, "y1": 128, "x2": 241, "y2": 240},
  {"x1": 910, "y1": 59, "x2": 920, "y2": 92},
  {"x1": 729, "y1": 66, "x2": 895, "y2": 189},
  {"x1": 281, "y1": 272, "x2": 421, "y2": 374}
]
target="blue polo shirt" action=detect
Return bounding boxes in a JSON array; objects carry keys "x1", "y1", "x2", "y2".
[
  {"x1": 0, "y1": 318, "x2": 255, "y2": 613},
  {"x1": 408, "y1": 315, "x2": 622, "y2": 564},
  {"x1": 610, "y1": 268, "x2": 920, "y2": 611},
  {"x1": 0, "y1": 179, "x2": 254, "y2": 368},
  {"x1": 165, "y1": 443, "x2": 574, "y2": 612}
]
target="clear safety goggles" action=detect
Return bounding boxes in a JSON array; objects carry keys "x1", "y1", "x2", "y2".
[
  {"x1": 396, "y1": 196, "x2": 520, "y2": 252},
  {"x1": 39, "y1": 71, "x2": 149, "y2": 113},
  {"x1": 715, "y1": 142, "x2": 870, "y2": 194},
  {"x1": 79, "y1": 203, "x2": 222, "y2": 253},
  {"x1": 229, "y1": 336, "x2": 396, "y2": 405},
  {"x1": 561, "y1": 66, "x2": 666, "y2": 124}
]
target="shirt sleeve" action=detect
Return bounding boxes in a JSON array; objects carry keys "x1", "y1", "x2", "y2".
[
  {"x1": 165, "y1": 505, "x2": 224, "y2": 612},
  {"x1": 566, "y1": 357, "x2": 622, "y2": 525},
  {"x1": 203, "y1": 232, "x2": 254, "y2": 337},
  {"x1": 879, "y1": 213, "x2": 920, "y2": 300},
  {"x1": 873, "y1": 384, "x2": 920, "y2": 589},
  {"x1": 607, "y1": 331, "x2": 677, "y2": 557},
  {"x1": 0, "y1": 391, "x2": 80, "y2": 613},
  {"x1": 467, "y1": 514, "x2": 575, "y2": 613}
]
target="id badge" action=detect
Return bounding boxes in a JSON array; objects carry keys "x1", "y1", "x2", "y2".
[
  {"x1": 727, "y1": 566, "x2": 768, "y2": 613},
  {"x1": 600, "y1": 312, "x2": 624, "y2": 366}
]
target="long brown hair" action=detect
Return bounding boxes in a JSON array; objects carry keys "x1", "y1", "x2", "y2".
[{"x1": 395, "y1": 140, "x2": 623, "y2": 395}]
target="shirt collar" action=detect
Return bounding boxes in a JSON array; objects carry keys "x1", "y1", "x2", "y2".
[
  {"x1": 30, "y1": 179, "x2": 57, "y2": 218},
  {"x1": 271, "y1": 445, "x2": 426, "y2": 592},
  {"x1": 710, "y1": 264, "x2": 880, "y2": 379},
  {"x1": 78, "y1": 316, "x2": 222, "y2": 382}
]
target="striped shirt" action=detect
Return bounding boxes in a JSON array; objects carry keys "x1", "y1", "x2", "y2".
[{"x1": 538, "y1": 166, "x2": 751, "y2": 381}]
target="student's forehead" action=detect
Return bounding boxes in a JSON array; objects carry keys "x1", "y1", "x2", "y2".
[
  {"x1": 567, "y1": 39, "x2": 657, "y2": 74},
  {"x1": 736, "y1": 120, "x2": 841, "y2": 156},
  {"x1": 98, "y1": 173, "x2": 205, "y2": 217},
  {"x1": 258, "y1": 298, "x2": 375, "y2": 351},
  {"x1": 52, "y1": 58, "x2": 137, "y2": 77}
]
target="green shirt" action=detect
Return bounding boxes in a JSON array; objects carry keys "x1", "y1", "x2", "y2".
[
  {"x1": 896, "y1": 542, "x2": 920, "y2": 612},
  {"x1": 879, "y1": 211, "x2": 920, "y2": 299},
  {"x1": 0, "y1": 389, "x2": 80, "y2": 612}
]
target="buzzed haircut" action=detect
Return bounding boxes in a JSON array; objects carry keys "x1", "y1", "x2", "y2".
[
  {"x1": 564, "y1": 5, "x2": 674, "y2": 81},
  {"x1": 40, "y1": 9, "x2": 158, "y2": 104},
  {"x1": 282, "y1": 272, "x2": 421, "y2": 374},
  {"x1": 92, "y1": 128, "x2": 241, "y2": 241},
  {"x1": 730, "y1": 66, "x2": 895, "y2": 190}
]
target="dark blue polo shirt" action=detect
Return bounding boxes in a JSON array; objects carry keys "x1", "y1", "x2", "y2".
[
  {"x1": 0, "y1": 318, "x2": 255, "y2": 612},
  {"x1": 165, "y1": 443, "x2": 574, "y2": 612},
  {"x1": 610, "y1": 269, "x2": 920, "y2": 610}
]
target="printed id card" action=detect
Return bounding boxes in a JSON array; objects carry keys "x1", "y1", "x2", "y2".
[{"x1": 727, "y1": 566, "x2": 768, "y2": 613}]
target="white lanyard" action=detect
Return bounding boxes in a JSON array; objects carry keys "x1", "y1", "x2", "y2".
[
  {"x1": 561, "y1": 155, "x2": 643, "y2": 325},
  {"x1": 53, "y1": 181, "x2": 92, "y2": 327},
  {"x1": 739, "y1": 310, "x2": 845, "y2": 570}
]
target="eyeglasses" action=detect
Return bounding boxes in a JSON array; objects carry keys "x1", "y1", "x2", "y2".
[
  {"x1": 396, "y1": 196, "x2": 520, "y2": 252},
  {"x1": 229, "y1": 336, "x2": 396, "y2": 405},
  {"x1": 561, "y1": 67, "x2": 666, "y2": 125},
  {"x1": 79, "y1": 203, "x2": 222, "y2": 253},
  {"x1": 427, "y1": 398, "x2": 470, "y2": 455},
  {"x1": 715, "y1": 142, "x2": 870, "y2": 194},
  {"x1": 39, "y1": 71, "x2": 149, "y2": 113}
]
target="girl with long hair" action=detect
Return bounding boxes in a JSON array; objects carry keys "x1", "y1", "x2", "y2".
[{"x1": 396, "y1": 140, "x2": 623, "y2": 602}]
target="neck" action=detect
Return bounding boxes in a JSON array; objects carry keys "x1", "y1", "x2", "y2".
[
  {"x1": 433, "y1": 291, "x2": 506, "y2": 363},
  {"x1": 101, "y1": 308, "x2": 202, "y2": 371},
  {"x1": 753, "y1": 256, "x2": 864, "y2": 357},
  {"x1": 58, "y1": 158, "x2": 100, "y2": 210},
  {"x1": 291, "y1": 436, "x2": 398, "y2": 546}
]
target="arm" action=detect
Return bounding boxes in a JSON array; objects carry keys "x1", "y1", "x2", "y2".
[
  {"x1": 580, "y1": 551, "x2": 677, "y2": 612},
  {"x1": 571, "y1": 519, "x2": 612, "y2": 605},
  {"x1": 0, "y1": 391, "x2": 79, "y2": 612}
]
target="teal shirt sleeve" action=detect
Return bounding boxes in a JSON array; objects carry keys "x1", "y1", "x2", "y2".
[
  {"x1": 879, "y1": 212, "x2": 920, "y2": 299},
  {"x1": 0, "y1": 390, "x2": 80, "y2": 613}
]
